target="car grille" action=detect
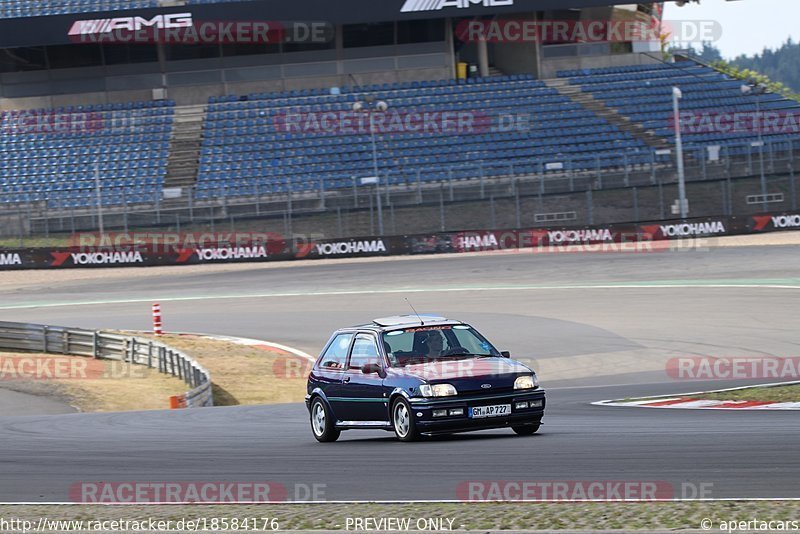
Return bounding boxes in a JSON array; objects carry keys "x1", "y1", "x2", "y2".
[{"x1": 457, "y1": 387, "x2": 521, "y2": 400}]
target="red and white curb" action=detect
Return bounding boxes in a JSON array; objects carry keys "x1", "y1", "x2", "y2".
[
  {"x1": 174, "y1": 332, "x2": 316, "y2": 363},
  {"x1": 128, "y1": 329, "x2": 316, "y2": 363},
  {"x1": 593, "y1": 381, "x2": 800, "y2": 410}
]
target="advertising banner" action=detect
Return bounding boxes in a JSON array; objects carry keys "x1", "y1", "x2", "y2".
[
  {"x1": 0, "y1": 0, "x2": 632, "y2": 48},
  {"x1": 1, "y1": 209, "x2": 799, "y2": 270}
]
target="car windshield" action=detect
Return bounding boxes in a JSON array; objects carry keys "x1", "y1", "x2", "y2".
[{"x1": 381, "y1": 325, "x2": 500, "y2": 367}]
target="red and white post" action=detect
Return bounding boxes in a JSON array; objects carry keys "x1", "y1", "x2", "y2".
[{"x1": 152, "y1": 303, "x2": 163, "y2": 336}]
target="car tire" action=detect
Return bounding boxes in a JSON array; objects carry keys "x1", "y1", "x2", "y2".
[
  {"x1": 512, "y1": 423, "x2": 540, "y2": 436},
  {"x1": 310, "y1": 398, "x2": 340, "y2": 443},
  {"x1": 392, "y1": 398, "x2": 420, "y2": 442}
]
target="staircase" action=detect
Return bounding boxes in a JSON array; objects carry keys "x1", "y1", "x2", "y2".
[
  {"x1": 545, "y1": 78, "x2": 671, "y2": 151},
  {"x1": 164, "y1": 104, "x2": 206, "y2": 193},
  {"x1": 488, "y1": 66, "x2": 505, "y2": 77}
]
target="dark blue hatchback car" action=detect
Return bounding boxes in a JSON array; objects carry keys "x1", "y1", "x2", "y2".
[{"x1": 306, "y1": 315, "x2": 545, "y2": 442}]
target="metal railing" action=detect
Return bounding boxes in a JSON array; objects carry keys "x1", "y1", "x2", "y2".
[
  {"x1": 1, "y1": 136, "x2": 799, "y2": 239},
  {"x1": 0, "y1": 321, "x2": 213, "y2": 408}
]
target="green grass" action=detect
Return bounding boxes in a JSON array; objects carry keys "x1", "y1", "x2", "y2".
[
  {"x1": 616, "y1": 383, "x2": 800, "y2": 406},
  {"x1": 0, "y1": 236, "x2": 73, "y2": 248},
  {"x1": 1, "y1": 502, "x2": 797, "y2": 531},
  {"x1": 695, "y1": 384, "x2": 800, "y2": 403}
]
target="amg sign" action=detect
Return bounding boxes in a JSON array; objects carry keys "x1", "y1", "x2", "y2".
[
  {"x1": 68, "y1": 13, "x2": 193, "y2": 36},
  {"x1": 401, "y1": 0, "x2": 513, "y2": 13}
]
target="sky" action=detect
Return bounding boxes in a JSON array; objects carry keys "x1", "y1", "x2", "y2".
[{"x1": 662, "y1": 0, "x2": 800, "y2": 59}]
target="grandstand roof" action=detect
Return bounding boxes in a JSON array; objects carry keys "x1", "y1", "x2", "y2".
[{"x1": 0, "y1": 0, "x2": 666, "y2": 48}]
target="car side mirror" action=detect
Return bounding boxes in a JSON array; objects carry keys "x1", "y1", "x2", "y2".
[
  {"x1": 501, "y1": 351, "x2": 511, "y2": 358},
  {"x1": 361, "y1": 363, "x2": 384, "y2": 376}
]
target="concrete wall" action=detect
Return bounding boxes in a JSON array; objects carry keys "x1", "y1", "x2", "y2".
[
  {"x1": 13, "y1": 171, "x2": 795, "y2": 240},
  {"x1": 0, "y1": 42, "x2": 451, "y2": 110},
  {"x1": 488, "y1": 13, "x2": 541, "y2": 78},
  {"x1": 492, "y1": 40, "x2": 541, "y2": 78}
]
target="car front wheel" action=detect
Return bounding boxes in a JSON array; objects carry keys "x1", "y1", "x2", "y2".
[
  {"x1": 310, "y1": 398, "x2": 340, "y2": 442},
  {"x1": 512, "y1": 423, "x2": 540, "y2": 436},
  {"x1": 392, "y1": 398, "x2": 420, "y2": 442}
]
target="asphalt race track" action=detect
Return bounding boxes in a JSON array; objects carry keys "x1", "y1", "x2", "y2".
[{"x1": 0, "y1": 245, "x2": 798, "y2": 501}]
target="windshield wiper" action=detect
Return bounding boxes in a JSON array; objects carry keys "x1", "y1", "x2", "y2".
[{"x1": 443, "y1": 353, "x2": 495, "y2": 359}]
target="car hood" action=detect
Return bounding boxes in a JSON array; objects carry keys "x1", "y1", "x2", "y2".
[{"x1": 394, "y1": 357, "x2": 533, "y2": 392}]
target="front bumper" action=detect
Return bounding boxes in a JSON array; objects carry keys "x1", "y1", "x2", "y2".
[{"x1": 409, "y1": 389, "x2": 545, "y2": 435}]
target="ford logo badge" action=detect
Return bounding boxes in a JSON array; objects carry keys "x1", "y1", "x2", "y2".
[{"x1": 481, "y1": 384, "x2": 492, "y2": 389}]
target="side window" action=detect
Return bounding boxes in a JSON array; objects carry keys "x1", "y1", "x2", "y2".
[
  {"x1": 318, "y1": 333, "x2": 353, "y2": 370},
  {"x1": 383, "y1": 331, "x2": 413, "y2": 354},
  {"x1": 348, "y1": 334, "x2": 381, "y2": 371}
]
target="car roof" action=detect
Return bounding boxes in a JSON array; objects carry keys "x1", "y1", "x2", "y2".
[{"x1": 346, "y1": 314, "x2": 463, "y2": 332}]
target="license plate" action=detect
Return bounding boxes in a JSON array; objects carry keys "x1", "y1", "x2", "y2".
[{"x1": 469, "y1": 404, "x2": 511, "y2": 418}]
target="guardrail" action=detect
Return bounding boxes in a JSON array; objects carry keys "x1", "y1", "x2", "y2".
[{"x1": 0, "y1": 321, "x2": 213, "y2": 408}]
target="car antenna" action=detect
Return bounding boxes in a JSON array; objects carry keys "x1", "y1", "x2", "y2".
[{"x1": 405, "y1": 298, "x2": 425, "y2": 326}]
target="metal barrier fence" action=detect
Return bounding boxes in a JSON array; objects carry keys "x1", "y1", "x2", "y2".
[
  {"x1": 0, "y1": 321, "x2": 213, "y2": 408},
  {"x1": 1, "y1": 137, "x2": 799, "y2": 239}
]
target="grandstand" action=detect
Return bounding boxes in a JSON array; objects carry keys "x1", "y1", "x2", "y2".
[
  {"x1": 1, "y1": 101, "x2": 174, "y2": 209},
  {"x1": 558, "y1": 62, "x2": 800, "y2": 148},
  {"x1": 196, "y1": 75, "x2": 652, "y2": 200},
  {"x1": 0, "y1": 1, "x2": 798, "y2": 239}
]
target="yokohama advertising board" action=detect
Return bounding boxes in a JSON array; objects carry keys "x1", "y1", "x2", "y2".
[{"x1": 0, "y1": 210, "x2": 798, "y2": 270}]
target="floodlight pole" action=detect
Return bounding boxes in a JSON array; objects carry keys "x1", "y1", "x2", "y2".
[
  {"x1": 742, "y1": 83, "x2": 769, "y2": 212},
  {"x1": 672, "y1": 87, "x2": 688, "y2": 219},
  {"x1": 354, "y1": 99, "x2": 388, "y2": 236},
  {"x1": 94, "y1": 161, "x2": 104, "y2": 234},
  {"x1": 756, "y1": 94, "x2": 767, "y2": 212},
  {"x1": 368, "y1": 112, "x2": 384, "y2": 236}
]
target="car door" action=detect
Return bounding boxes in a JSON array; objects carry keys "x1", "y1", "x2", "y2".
[
  {"x1": 314, "y1": 332, "x2": 354, "y2": 423},
  {"x1": 338, "y1": 332, "x2": 389, "y2": 424}
]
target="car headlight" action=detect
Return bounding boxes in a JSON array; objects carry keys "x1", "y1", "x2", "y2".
[
  {"x1": 419, "y1": 383, "x2": 458, "y2": 397},
  {"x1": 514, "y1": 375, "x2": 538, "y2": 390}
]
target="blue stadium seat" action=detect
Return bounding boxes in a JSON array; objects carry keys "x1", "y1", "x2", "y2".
[{"x1": 2, "y1": 100, "x2": 175, "y2": 206}]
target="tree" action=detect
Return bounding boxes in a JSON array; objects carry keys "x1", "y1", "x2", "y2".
[
  {"x1": 696, "y1": 41, "x2": 723, "y2": 63},
  {"x1": 729, "y1": 38, "x2": 800, "y2": 93},
  {"x1": 672, "y1": 39, "x2": 800, "y2": 101}
]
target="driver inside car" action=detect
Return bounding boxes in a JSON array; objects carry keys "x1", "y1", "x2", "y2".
[{"x1": 418, "y1": 330, "x2": 446, "y2": 358}]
